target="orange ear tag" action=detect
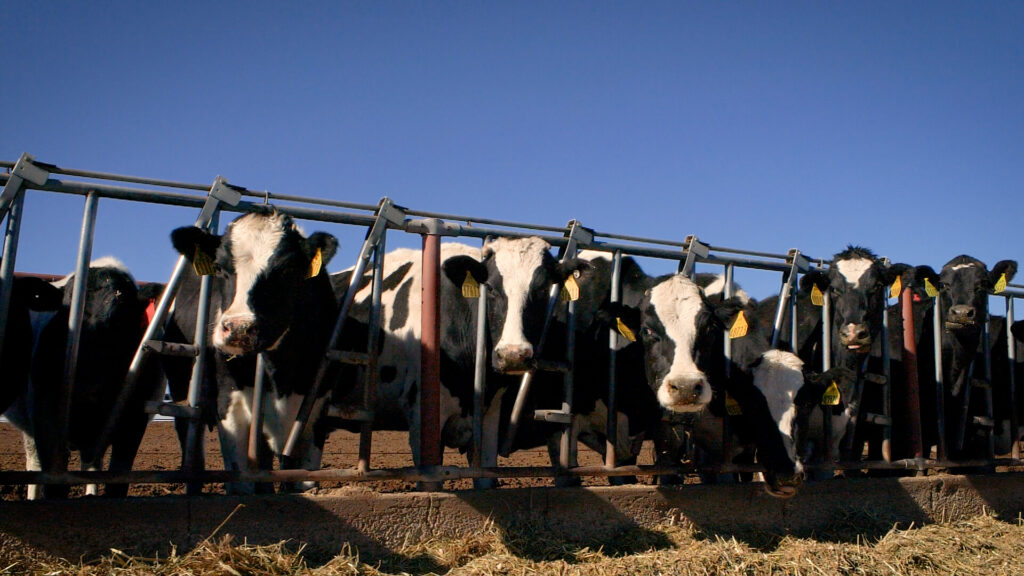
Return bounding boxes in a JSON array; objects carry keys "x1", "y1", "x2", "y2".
[
  {"x1": 306, "y1": 247, "x2": 323, "y2": 279},
  {"x1": 560, "y1": 273, "x2": 580, "y2": 302},
  {"x1": 729, "y1": 310, "x2": 748, "y2": 339},
  {"x1": 616, "y1": 318, "x2": 636, "y2": 342},
  {"x1": 193, "y1": 245, "x2": 216, "y2": 276},
  {"x1": 725, "y1": 392, "x2": 742, "y2": 416},
  {"x1": 462, "y1": 271, "x2": 480, "y2": 299},
  {"x1": 810, "y1": 284, "x2": 824, "y2": 306},
  {"x1": 924, "y1": 278, "x2": 939, "y2": 298},
  {"x1": 994, "y1": 273, "x2": 1008, "y2": 294},
  {"x1": 821, "y1": 382, "x2": 841, "y2": 406},
  {"x1": 889, "y1": 276, "x2": 902, "y2": 299}
]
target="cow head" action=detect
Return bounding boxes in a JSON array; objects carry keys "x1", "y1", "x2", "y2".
[
  {"x1": 604, "y1": 274, "x2": 730, "y2": 413},
  {"x1": 51, "y1": 258, "x2": 146, "y2": 337},
  {"x1": 801, "y1": 247, "x2": 902, "y2": 365},
  {"x1": 937, "y1": 255, "x2": 1017, "y2": 335},
  {"x1": 171, "y1": 211, "x2": 338, "y2": 356},
  {"x1": 442, "y1": 236, "x2": 591, "y2": 373}
]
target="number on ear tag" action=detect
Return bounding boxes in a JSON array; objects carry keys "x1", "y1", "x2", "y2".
[
  {"x1": 306, "y1": 247, "x2": 323, "y2": 279},
  {"x1": 616, "y1": 318, "x2": 636, "y2": 342},
  {"x1": 810, "y1": 284, "x2": 824, "y2": 306},
  {"x1": 561, "y1": 274, "x2": 580, "y2": 302},
  {"x1": 725, "y1": 392, "x2": 742, "y2": 416},
  {"x1": 994, "y1": 273, "x2": 1008, "y2": 294},
  {"x1": 890, "y1": 276, "x2": 903, "y2": 299},
  {"x1": 462, "y1": 271, "x2": 480, "y2": 298},
  {"x1": 193, "y1": 246, "x2": 215, "y2": 276},
  {"x1": 821, "y1": 382, "x2": 841, "y2": 406},
  {"x1": 729, "y1": 310, "x2": 748, "y2": 339},
  {"x1": 924, "y1": 277, "x2": 939, "y2": 298}
]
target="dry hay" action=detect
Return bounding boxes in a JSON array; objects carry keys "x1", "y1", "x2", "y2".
[{"x1": 3, "y1": 511, "x2": 1023, "y2": 575}]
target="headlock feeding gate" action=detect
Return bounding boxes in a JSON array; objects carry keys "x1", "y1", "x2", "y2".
[{"x1": 1, "y1": 152, "x2": 1022, "y2": 495}]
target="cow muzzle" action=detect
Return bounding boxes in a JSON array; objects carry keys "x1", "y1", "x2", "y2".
[
  {"x1": 839, "y1": 323, "x2": 871, "y2": 353},
  {"x1": 762, "y1": 468, "x2": 803, "y2": 499},
  {"x1": 493, "y1": 343, "x2": 534, "y2": 374},
  {"x1": 945, "y1": 305, "x2": 977, "y2": 332},
  {"x1": 216, "y1": 315, "x2": 259, "y2": 355},
  {"x1": 658, "y1": 373, "x2": 711, "y2": 413}
]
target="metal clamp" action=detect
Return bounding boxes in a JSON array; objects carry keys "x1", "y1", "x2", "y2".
[{"x1": 0, "y1": 153, "x2": 51, "y2": 219}]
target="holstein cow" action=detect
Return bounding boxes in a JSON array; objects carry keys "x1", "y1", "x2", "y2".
[
  {"x1": 3, "y1": 258, "x2": 163, "y2": 498},
  {"x1": 0, "y1": 277, "x2": 64, "y2": 416},
  {"x1": 606, "y1": 273, "x2": 853, "y2": 497},
  {"x1": 911, "y1": 256, "x2": 1017, "y2": 461},
  {"x1": 165, "y1": 210, "x2": 340, "y2": 493}
]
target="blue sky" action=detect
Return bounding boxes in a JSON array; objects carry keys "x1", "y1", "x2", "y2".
[{"x1": 2, "y1": 2, "x2": 1021, "y2": 300}]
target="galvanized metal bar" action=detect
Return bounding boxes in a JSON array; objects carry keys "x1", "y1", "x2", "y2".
[
  {"x1": 55, "y1": 192, "x2": 99, "y2": 486},
  {"x1": 282, "y1": 199, "x2": 402, "y2": 458},
  {"x1": 359, "y1": 232, "x2": 388, "y2": 474},
  {"x1": 602, "y1": 252, "x2": 624, "y2": 471},
  {"x1": 933, "y1": 296, "x2": 947, "y2": 460},
  {"x1": 770, "y1": 252, "x2": 803, "y2": 348},
  {"x1": 721, "y1": 262, "x2": 735, "y2": 464},
  {"x1": 0, "y1": 154, "x2": 49, "y2": 219},
  {"x1": 559, "y1": 296, "x2": 578, "y2": 471},
  {"x1": 471, "y1": 282, "x2": 489, "y2": 472},
  {"x1": 982, "y1": 307, "x2": 995, "y2": 459},
  {"x1": 247, "y1": 356, "x2": 268, "y2": 471},
  {"x1": 821, "y1": 291, "x2": 834, "y2": 468},
  {"x1": 419, "y1": 220, "x2": 443, "y2": 491},
  {"x1": 0, "y1": 189, "x2": 26, "y2": 377},
  {"x1": 1008, "y1": 297, "x2": 1019, "y2": 459}
]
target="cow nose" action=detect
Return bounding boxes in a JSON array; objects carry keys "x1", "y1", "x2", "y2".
[
  {"x1": 855, "y1": 326, "x2": 869, "y2": 341},
  {"x1": 950, "y1": 305, "x2": 975, "y2": 319},
  {"x1": 662, "y1": 373, "x2": 710, "y2": 406},
  {"x1": 221, "y1": 317, "x2": 257, "y2": 341},
  {"x1": 494, "y1": 344, "x2": 534, "y2": 373}
]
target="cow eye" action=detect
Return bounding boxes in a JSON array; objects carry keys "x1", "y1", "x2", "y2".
[{"x1": 642, "y1": 326, "x2": 659, "y2": 342}]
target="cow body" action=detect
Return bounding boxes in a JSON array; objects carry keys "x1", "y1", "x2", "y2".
[
  {"x1": 164, "y1": 211, "x2": 340, "y2": 493},
  {"x1": 3, "y1": 259, "x2": 161, "y2": 498}
]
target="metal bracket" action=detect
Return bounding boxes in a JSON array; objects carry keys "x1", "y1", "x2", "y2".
[
  {"x1": 378, "y1": 197, "x2": 407, "y2": 227},
  {"x1": 679, "y1": 235, "x2": 709, "y2": 276},
  {"x1": 0, "y1": 153, "x2": 51, "y2": 220},
  {"x1": 565, "y1": 220, "x2": 594, "y2": 248}
]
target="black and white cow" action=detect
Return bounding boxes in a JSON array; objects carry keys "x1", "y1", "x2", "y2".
[
  {"x1": 0, "y1": 277, "x2": 64, "y2": 416},
  {"x1": 3, "y1": 258, "x2": 163, "y2": 499},
  {"x1": 165, "y1": 210, "x2": 340, "y2": 492},
  {"x1": 911, "y1": 256, "x2": 1018, "y2": 461}
]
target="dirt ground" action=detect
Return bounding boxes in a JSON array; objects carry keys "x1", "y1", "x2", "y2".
[{"x1": 0, "y1": 421, "x2": 662, "y2": 500}]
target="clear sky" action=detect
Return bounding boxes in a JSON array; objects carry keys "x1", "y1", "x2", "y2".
[{"x1": 3, "y1": 2, "x2": 1021, "y2": 300}]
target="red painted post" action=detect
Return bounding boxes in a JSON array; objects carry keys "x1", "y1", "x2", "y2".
[
  {"x1": 420, "y1": 222, "x2": 442, "y2": 490},
  {"x1": 901, "y1": 285, "x2": 924, "y2": 461}
]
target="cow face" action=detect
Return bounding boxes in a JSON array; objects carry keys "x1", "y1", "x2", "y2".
[
  {"x1": 937, "y1": 256, "x2": 1017, "y2": 335},
  {"x1": 608, "y1": 274, "x2": 722, "y2": 413},
  {"x1": 442, "y1": 237, "x2": 590, "y2": 373},
  {"x1": 802, "y1": 247, "x2": 900, "y2": 364},
  {"x1": 171, "y1": 211, "x2": 338, "y2": 356}
]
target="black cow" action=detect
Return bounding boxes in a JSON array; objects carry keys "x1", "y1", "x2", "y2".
[
  {"x1": 165, "y1": 210, "x2": 340, "y2": 493},
  {"x1": 0, "y1": 277, "x2": 64, "y2": 416},
  {"x1": 3, "y1": 258, "x2": 162, "y2": 499}
]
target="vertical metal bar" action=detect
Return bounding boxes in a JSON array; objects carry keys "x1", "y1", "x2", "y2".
[
  {"x1": 184, "y1": 211, "x2": 218, "y2": 494},
  {"x1": 560, "y1": 297, "x2": 577, "y2": 471},
  {"x1": 55, "y1": 192, "x2": 99, "y2": 484},
  {"x1": 359, "y1": 232, "x2": 387, "y2": 473},
  {"x1": 901, "y1": 285, "x2": 924, "y2": 460},
  {"x1": 605, "y1": 251, "x2": 622, "y2": 470},
  {"x1": 247, "y1": 355, "x2": 268, "y2": 469},
  {"x1": 790, "y1": 283, "x2": 799, "y2": 352},
  {"x1": 880, "y1": 302, "x2": 892, "y2": 462},
  {"x1": 1007, "y1": 297, "x2": 1019, "y2": 460},
  {"x1": 821, "y1": 291, "x2": 833, "y2": 468},
  {"x1": 770, "y1": 275, "x2": 793, "y2": 348},
  {"x1": 0, "y1": 190, "x2": 26, "y2": 376},
  {"x1": 471, "y1": 282, "x2": 488, "y2": 470},
  {"x1": 419, "y1": 226, "x2": 442, "y2": 491},
  {"x1": 982, "y1": 307, "x2": 995, "y2": 459},
  {"x1": 933, "y1": 296, "x2": 947, "y2": 461},
  {"x1": 721, "y1": 263, "x2": 734, "y2": 463}
]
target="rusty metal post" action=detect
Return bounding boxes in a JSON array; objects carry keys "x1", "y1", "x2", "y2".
[
  {"x1": 901, "y1": 285, "x2": 924, "y2": 461},
  {"x1": 419, "y1": 219, "x2": 443, "y2": 491}
]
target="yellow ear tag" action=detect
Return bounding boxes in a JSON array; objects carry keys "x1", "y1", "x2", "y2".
[
  {"x1": 821, "y1": 381, "x2": 841, "y2": 406},
  {"x1": 306, "y1": 247, "x2": 323, "y2": 279},
  {"x1": 924, "y1": 277, "x2": 939, "y2": 298},
  {"x1": 890, "y1": 276, "x2": 903, "y2": 299},
  {"x1": 616, "y1": 317, "x2": 636, "y2": 342},
  {"x1": 994, "y1": 273, "x2": 1007, "y2": 294},
  {"x1": 729, "y1": 310, "x2": 748, "y2": 339},
  {"x1": 560, "y1": 273, "x2": 580, "y2": 302},
  {"x1": 725, "y1": 392, "x2": 742, "y2": 416},
  {"x1": 810, "y1": 284, "x2": 824, "y2": 306},
  {"x1": 192, "y1": 245, "x2": 215, "y2": 276},
  {"x1": 461, "y1": 271, "x2": 480, "y2": 299}
]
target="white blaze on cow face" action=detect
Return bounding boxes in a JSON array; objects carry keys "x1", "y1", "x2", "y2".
[
  {"x1": 485, "y1": 236, "x2": 551, "y2": 372},
  {"x1": 647, "y1": 275, "x2": 712, "y2": 412},
  {"x1": 752, "y1": 350, "x2": 806, "y2": 478},
  {"x1": 214, "y1": 213, "x2": 287, "y2": 355},
  {"x1": 835, "y1": 258, "x2": 874, "y2": 289}
]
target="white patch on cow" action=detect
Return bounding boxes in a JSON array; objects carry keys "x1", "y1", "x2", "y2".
[
  {"x1": 951, "y1": 262, "x2": 981, "y2": 271},
  {"x1": 51, "y1": 256, "x2": 132, "y2": 288},
  {"x1": 82, "y1": 461, "x2": 100, "y2": 496},
  {"x1": 649, "y1": 275, "x2": 710, "y2": 410},
  {"x1": 22, "y1": 431, "x2": 43, "y2": 500},
  {"x1": 835, "y1": 258, "x2": 874, "y2": 288},
  {"x1": 701, "y1": 274, "x2": 750, "y2": 304},
  {"x1": 219, "y1": 389, "x2": 253, "y2": 475},
  {"x1": 484, "y1": 236, "x2": 551, "y2": 356},
  {"x1": 752, "y1": 350, "x2": 805, "y2": 473},
  {"x1": 214, "y1": 213, "x2": 287, "y2": 350}
]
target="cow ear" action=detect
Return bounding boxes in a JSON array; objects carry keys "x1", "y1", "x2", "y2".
[
  {"x1": 597, "y1": 301, "x2": 641, "y2": 337},
  {"x1": 799, "y1": 270, "x2": 830, "y2": 294},
  {"x1": 708, "y1": 296, "x2": 748, "y2": 332},
  {"x1": 304, "y1": 232, "x2": 339, "y2": 269},
  {"x1": 171, "y1": 227, "x2": 221, "y2": 263},
  {"x1": 552, "y1": 258, "x2": 593, "y2": 283},
  {"x1": 442, "y1": 255, "x2": 489, "y2": 288},
  {"x1": 17, "y1": 277, "x2": 63, "y2": 312},
  {"x1": 137, "y1": 282, "x2": 165, "y2": 303},
  {"x1": 910, "y1": 265, "x2": 941, "y2": 296},
  {"x1": 883, "y1": 263, "x2": 911, "y2": 286},
  {"x1": 989, "y1": 260, "x2": 1018, "y2": 292}
]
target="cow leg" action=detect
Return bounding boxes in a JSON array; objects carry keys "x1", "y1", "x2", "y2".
[
  {"x1": 21, "y1": 431, "x2": 43, "y2": 500},
  {"x1": 105, "y1": 408, "x2": 153, "y2": 498},
  {"x1": 266, "y1": 393, "x2": 326, "y2": 493},
  {"x1": 475, "y1": 388, "x2": 505, "y2": 490},
  {"x1": 218, "y1": 389, "x2": 255, "y2": 495},
  {"x1": 81, "y1": 458, "x2": 101, "y2": 496}
]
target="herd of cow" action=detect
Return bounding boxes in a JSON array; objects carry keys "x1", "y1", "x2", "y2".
[{"x1": 2, "y1": 209, "x2": 1021, "y2": 499}]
